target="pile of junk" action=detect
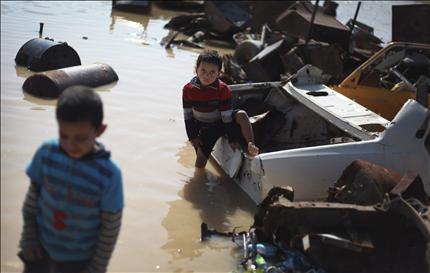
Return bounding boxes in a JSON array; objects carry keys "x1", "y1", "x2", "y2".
[
  {"x1": 201, "y1": 160, "x2": 430, "y2": 273},
  {"x1": 161, "y1": 0, "x2": 384, "y2": 85},
  {"x1": 157, "y1": 0, "x2": 429, "y2": 86}
]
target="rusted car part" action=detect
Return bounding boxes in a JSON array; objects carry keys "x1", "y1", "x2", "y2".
[
  {"x1": 327, "y1": 160, "x2": 428, "y2": 205},
  {"x1": 274, "y1": 1, "x2": 350, "y2": 50},
  {"x1": 333, "y1": 42, "x2": 430, "y2": 120},
  {"x1": 213, "y1": 66, "x2": 429, "y2": 203},
  {"x1": 22, "y1": 64, "x2": 119, "y2": 98},
  {"x1": 15, "y1": 38, "x2": 81, "y2": 72},
  {"x1": 392, "y1": 4, "x2": 430, "y2": 44},
  {"x1": 112, "y1": 0, "x2": 151, "y2": 13},
  {"x1": 250, "y1": 194, "x2": 430, "y2": 273}
]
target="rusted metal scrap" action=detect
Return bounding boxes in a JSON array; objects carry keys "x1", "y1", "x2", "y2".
[
  {"x1": 327, "y1": 160, "x2": 429, "y2": 206},
  {"x1": 249, "y1": 194, "x2": 430, "y2": 273},
  {"x1": 15, "y1": 38, "x2": 81, "y2": 72},
  {"x1": 274, "y1": 1, "x2": 350, "y2": 50},
  {"x1": 22, "y1": 64, "x2": 119, "y2": 98},
  {"x1": 238, "y1": 158, "x2": 430, "y2": 273}
]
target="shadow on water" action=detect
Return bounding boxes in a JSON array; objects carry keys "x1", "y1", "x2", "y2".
[
  {"x1": 17, "y1": 61, "x2": 117, "y2": 106},
  {"x1": 21, "y1": 82, "x2": 117, "y2": 107},
  {"x1": 161, "y1": 143, "x2": 257, "y2": 262}
]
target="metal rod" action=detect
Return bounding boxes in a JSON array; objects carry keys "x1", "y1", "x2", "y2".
[
  {"x1": 306, "y1": 0, "x2": 320, "y2": 43},
  {"x1": 38, "y1": 22, "x2": 44, "y2": 38},
  {"x1": 415, "y1": 75, "x2": 429, "y2": 108},
  {"x1": 347, "y1": 2, "x2": 361, "y2": 52}
]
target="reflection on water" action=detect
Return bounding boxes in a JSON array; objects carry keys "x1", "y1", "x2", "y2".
[
  {"x1": 14, "y1": 65, "x2": 34, "y2": 79},
  {"x1": 160, "y1": 144, "x2": 256, "y2": 268},
  {"x1": 181, "y1": 168, "x2": 255, "y2": 232},
  {"x1": 110, "y1": 9, "x2": 149, "y2": 33},
  {"x1": 22, "y1": 92, "x2": 56, "y2": 107}
]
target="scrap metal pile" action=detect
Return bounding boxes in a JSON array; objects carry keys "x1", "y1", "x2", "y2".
[
  {"x1": 203, "y1": 160, "x2": 430, "y2": 273},
  {"x1": 161, "y1": 0, "x2": 384, "y2": 85}
]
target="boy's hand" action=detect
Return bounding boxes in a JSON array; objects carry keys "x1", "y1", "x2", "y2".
[
  {"x1": 190, "y1": 138, "x2": 202, "y2": 150},
  {"x1": 229, "y1": 142, "x2": 241, "y2": 151},
  {"x1": 248, "y1": 142, "x2": 259, "y2": 158},
  {"x1": 20, "y1": 245, "x2": 44, "y2": 261}
]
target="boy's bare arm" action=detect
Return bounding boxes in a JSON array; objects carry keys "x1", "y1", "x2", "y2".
[
  {"x1": 86, "y1": 210, "x2": 123, "y2": 273},
  {"x1": 19, "y1": 182, "x2": 44, "y2": 260}
]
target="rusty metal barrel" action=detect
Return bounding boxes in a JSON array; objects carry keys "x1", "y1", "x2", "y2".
[
  {"x1": 22, "y1": 63, "x2": 119, "y2": 98},
  {"x1": 15, "y1": 38, "x2": 81, "y2": 71}
]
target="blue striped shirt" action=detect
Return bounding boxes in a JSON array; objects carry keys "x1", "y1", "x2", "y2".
[{"x1": 26, "y1": 138, "x2": 124, "y2": 262}]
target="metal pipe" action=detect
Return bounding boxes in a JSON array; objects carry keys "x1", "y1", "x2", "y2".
[
  {"x1": 306, "y1": 0, "x2": 320, "y2": 43},
  {"x1": 39, "y1": 22, "x2": 44, "y2": 38},
  {"x1": 347, "y1": 1, "x2": 362, "y2": 53}
]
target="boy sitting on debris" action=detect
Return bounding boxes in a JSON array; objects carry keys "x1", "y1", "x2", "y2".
[
  {"x1": 182, "y1": 49, "x2": 259, "y2": 168},
  {"x1": 18, "y1": 86, "x2": 124, "y2": 273}
]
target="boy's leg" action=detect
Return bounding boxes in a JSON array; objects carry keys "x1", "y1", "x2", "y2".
[
  {"x1": 195, "y1": 147, "x2": 208, "y2": 168},
  {"x1": 234, "y1": 110, "x2": 259, "y2": 157},
  {"x1": 197, "y1": 122, "x2": 223, "y2": 168}
]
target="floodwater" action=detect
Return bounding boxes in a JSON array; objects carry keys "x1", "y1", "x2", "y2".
[{"x1": 0, "y1": 1, "x2": 420, "y2": 272}]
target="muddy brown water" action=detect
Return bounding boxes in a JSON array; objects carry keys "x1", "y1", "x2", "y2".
[{"x1": 0, "y1": 1, "x2": 419, "y2": 272}]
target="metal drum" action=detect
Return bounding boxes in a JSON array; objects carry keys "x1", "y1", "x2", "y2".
[
  {"x1": 15, "y1": 38, "x2": 81, "y2": 71},
  {"x1": 22, "y1": 63, "x2": 119, "y2": 98}
]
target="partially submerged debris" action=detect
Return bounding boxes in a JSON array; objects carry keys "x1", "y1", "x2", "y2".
[
  {"x1": 15, "y1": 38, "x2": 81, "y2": 71},
  {"x1": 212, "y1": 65, "x2": 429, "y2": 203},
  {"x1": 205, "y1": 161, "x2": 429, "y2": 273},
  {"x1": 160, "y1": 1, "x2": 392, "y2": 86},
  {"x1": 22, "y1": 64, "x2": 119, "y2": 98}
]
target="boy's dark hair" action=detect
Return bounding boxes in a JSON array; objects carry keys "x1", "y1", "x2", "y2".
[
  {"x1": 196, "y1": 49, "x2": 223, "y2": 71},
  {"x1": 56, "y1": 85, "x2": 103, "y2": 128}
]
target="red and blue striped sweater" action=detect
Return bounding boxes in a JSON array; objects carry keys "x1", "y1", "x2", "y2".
[{"x1": 182, "y1": 77, "x2": 235, "y2": 141}]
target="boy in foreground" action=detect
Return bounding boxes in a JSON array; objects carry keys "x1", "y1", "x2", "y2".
[
  {"x1": 182, "y1": 49, "x2": 259, "y2": 168},
  {"x1": 18, "y1": 86, "x2": 124, "y2": 273}
]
